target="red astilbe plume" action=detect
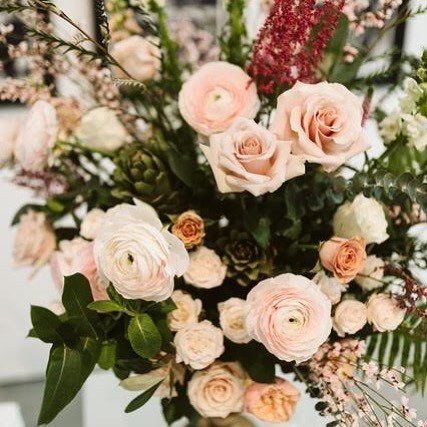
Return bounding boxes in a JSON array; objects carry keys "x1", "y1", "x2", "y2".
[{"x1": 247, "y1": 0, "x2": 344, "y2": 95}]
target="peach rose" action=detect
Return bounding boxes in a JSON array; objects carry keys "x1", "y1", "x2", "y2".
[
  {"x1": 333, "y1": 300, "x2": 367, "y2": 337},
  {"x1": 111, "y1": 35, "x2": 161, "y2": 82},
  {"x1": 244, "y1": 377, "x2": 300, "y2": 423},
  {"x1": 15, "y1": 100, "x2": 58, "y2": 172},
  {"x1": 184, "y1": 246, "x2": 227, "y2": 289},
  {"x1": 188, "y1": 362, "x2": 246, "y2": 419},
  {"x1": 174, "y1": 320, "x2": 224, "y2": 370},
  {"x1": 201, "y1": 118, "x2": 305, "y2": 196},
  {"x1": 172, "y1": 210, "x2": 205, "y2": 249},
  {"x1": 13, "y1": 210, "x2": 56, "y2": 277},
  {"x1": 167, "y1": 290, "x2": 202, "y2": 332},
  {"x1": 319, "y1": 236, "x2": 367, "y2": 284},
  {"x1": 270, "y1": 81, "x2": 370, "y2": 172},
  {"x1": 50, "y1": 238, "x2": 109, "y2": 301},
  {"x1": 178, "y1": 61, "x2": 260, "y2": 136},
  {"x1": 0, "y1": 117, "x2": 21, "y2": 168},
  {"x1": 245, "y1": 274, "x2": 332, "y2": 362},
  {"x1": 218, "y1": 297, "x2": 251, "y2": 344},
  {"x1": 366, "y1": 294, "x2": 405, "y2": 332}
]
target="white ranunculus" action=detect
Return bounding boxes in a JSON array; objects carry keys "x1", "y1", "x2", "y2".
[
  {"x1": 218, "y1": 298, "x2": 251, "y2": 344},
  {"x1": 167, "y1": 290, "x2": 202, "y2": 332},
  {"x1": 76, "y1": 107, "x2": 130, "y2": 152},
  {"x1": 188, "y1": 362, "x2": 245, "y2": 418},
  {"x1": 355, "y1": 255, "x2": 385, "y2": 291},
  {"x1": 184, "y1": 246, "x2": 227, "y2": 289},
  {"x1": 80, "y1": 208, "x2": 106, "y2": 240},
  {"x1": 366, "y1": 293, "x2": 406, "y2": 332},
  {"x1": 15, "y1": 101, "x2": 58, "y2": 172},
  {"x1": 94, "y1": 202, "x2": 189, "y2": 301},
  {"x1": 111, "y1": 35, "x2": 160, "y2": 82},
  {"x1": 0, "y1": 117, "x2": 21, "y2": 168},
  {"x1": 333, "y1": 194, "x2": 389, "y2": 244},
  {"x1": 333, "y1": 300, "x2": 367, "y2": 337},
  {"x1": 312, "y1": 271, "x2": 345, "y2": 305},
  {"x1": 174, "y1": 320, "x2": 224, "y2": 370}
]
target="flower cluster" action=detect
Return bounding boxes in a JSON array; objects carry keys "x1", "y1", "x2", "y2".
[{"x1": 1, "y1": 1, "x2": 426, "y2": 426}]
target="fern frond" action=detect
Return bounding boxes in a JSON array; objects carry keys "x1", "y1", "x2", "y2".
[
  {"x1": 94, "y1": 0, "x2": 111, "y2": 50},
  {"x1": 113, "y1": 78, "x2": 146, "y2": 90},
  {"x1": 366, "y1": 317, "x2": 427, "y2": 392}
]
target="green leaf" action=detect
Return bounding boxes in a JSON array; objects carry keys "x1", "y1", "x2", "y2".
[
  {"x1": 98, "y1": 341, "x2": 117, "y2": 370},
  {"x1": 31, "y1": 306, "x2": 63, "y2": 344},
  {"x1": 38, "y1": 345, "x2": 83, "y2": 425},
  {"x1": 128, "y1": 314, "x2": 162, "y2": 359},
  {"x1": 87, "y1": 300, "x2": 125, "y2": 313},
  {"x1": 62, "y1": 273, "x2": 99, "y2": 338},
  {"x1": 166, "y1": 150, "x2": 197, "y2": 189},
  {"x1": 157, "y1": 298, "x2": 177, "y2": 314},
  {"x1": 125, "y1": 382, "x2": 162, "y2": 413}
]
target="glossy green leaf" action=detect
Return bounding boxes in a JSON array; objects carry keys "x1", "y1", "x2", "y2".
[
  {"x1": 125, "y1": 382, "x2": 162, "y2": 413},
  {"x1": 128, "y1": 314, "x2": 162, "y2": 359}
]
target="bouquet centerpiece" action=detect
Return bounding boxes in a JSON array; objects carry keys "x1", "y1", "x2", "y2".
[{"x1": 1, "y1": 0, "x2": 427, "y2": 426}]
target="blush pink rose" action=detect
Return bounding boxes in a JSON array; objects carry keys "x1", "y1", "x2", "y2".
[
  {"x1": 244, "y1": 377, "x2": 300, "y2": 423},
  {"x1": 51, "y1": 238, "x2": 108, "y2": 301},
  {"x1": 270, "y1": 81, "x2": 370, "y2": 172},
  {"x1": 201, "y1": 118, "x2": 305, "y2": 196},
  {"x1": 178, "y1": 61, "x2": 260, "y2": 136},
  {"x1": 245, "y1": 273, "x2": 332, "y2": 363},
  {"x1": 15, "y1": 100, "x2": 58, "y2": 172}
]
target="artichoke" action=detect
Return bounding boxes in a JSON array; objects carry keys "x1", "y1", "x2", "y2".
[
  {"x1": 112, "y1": 143, "x2": 178, "y2": 211},
  {"x1": 221, "y1": 231, "x2": 271, "y2": 287}
]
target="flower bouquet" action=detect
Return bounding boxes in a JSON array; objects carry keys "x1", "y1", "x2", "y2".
[{"x1": 1, "y1": 0, "x2": 427, "y2": 426}]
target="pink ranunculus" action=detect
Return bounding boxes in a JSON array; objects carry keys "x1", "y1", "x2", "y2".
[
  {"x1": 245, "y1": 273, "x2": 332, "y2": 363},
  {"x1": 270, "y1": 81, "x2": 370, "y2": 172},
  {"x1": 178, "y1": 62, "x2": 260, "y2": 136},
  {"x1": 14, "y1": 100, "x2": 58, "y2": 172},
  {"x1": 51, "y1": 238, "x2": 108, "y2": 301},
  {"x1": 244, "y1": 377, "x2": 300, "y2": 423},
  {"x1": 201, "y1": 118, "x2": 305, "y2": 196}
]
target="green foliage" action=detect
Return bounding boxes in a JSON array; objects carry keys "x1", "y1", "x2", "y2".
[
  {"x1": 128, "y1": 314, "x2": 162, "y2": 359},
  {"x1": 219, "y1": 0, "x2": 250, "y2": 67},
  {"x1": 366, "y1": 317, "x2": 427, "y2": 392},
  {"x1": 125, "y1": 382, "x2": 162, "y2": 413}
]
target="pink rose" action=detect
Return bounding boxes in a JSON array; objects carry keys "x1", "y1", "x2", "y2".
[
  {"x1": 178, "y1": 61, "x2": 260, "y2": 136},
  {"x1": 245, "y1": 274, "x2": 332, "y2": 362},
  {"x1": 270, "y1": 81, "x2": 370, "y2": 172},
  {"x1": 15, "y1": 101, "x2": 58, "y2": 172},
  {"x1": 244, "y1": 377, "x2": 300, "y2": 423},
  {"x1": 51, "y1": 238, "x2": 108, "y2": 301},
  {"x1": 13, "y1": 210, "x2": 56, "y2": 277},
  {"x1": 201, "y1": 118, "x2": 305, "y2": 196}
]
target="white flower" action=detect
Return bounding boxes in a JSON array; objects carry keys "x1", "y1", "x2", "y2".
[
  {"x1": 402, "y1": 113, "x2": 427, "y2": 151},
  {"x1": 355, "y1": 255, "x2": 385, "y2": 291},
  {"x1": 366, "y1": 293, "x2": 405, "y2": 332},
  {"x1": 399, "y1": 78, "x2": 423, "y2": 114},
  {"x1": 312, "y1": 271, "x2": 345, "y2": 305},
  {"x1": 184, "y1": 246, "x2": 227, "y2": 289},
  {"x1": 188, "y1": 362, "x2": 245, "y2": 418},
  {"x1": 15, "y1": 101, "x2": 58, "y2": 172},
  {"x1": 0, "y1": 117, "x2": 21, "y2": 168},
  {"x1": 174, "y1": 320, "x2": 224, "y2": 370},
  {"x1": 379, "y1": 112, "x2": 401, "y2": 144},
  {"x1": 333, "y1": 194, "x2": 389, "y2": 244},
  {"x1": 94, "y1": 202, "x2": 189, "y2": 301},
  {"x1": 333, "y1": 300, "x2": 367, "y2": 337},
  {"x1": 218, "y1": 298, "x2": 251, "y2": 344},
  {"x1": 13, "y1": 210, "x2": 56, "y2": 277},
  {"x1": 76, "y1": 107, "x2": 130, "y2": 152},
  {"x1": 80, "y1": 208, "x2": 106, "y2": 240},
  {"x1": 111, "y1": 35, "x2": 160, "y2": 82},
  {"x1": 167, "y1": 290, "x2": 202, "y2": 332}
]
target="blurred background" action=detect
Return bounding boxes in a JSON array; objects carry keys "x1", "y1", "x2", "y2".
[{"x1": 0, "y1": 0, "x2": 426, "y2": 426}]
